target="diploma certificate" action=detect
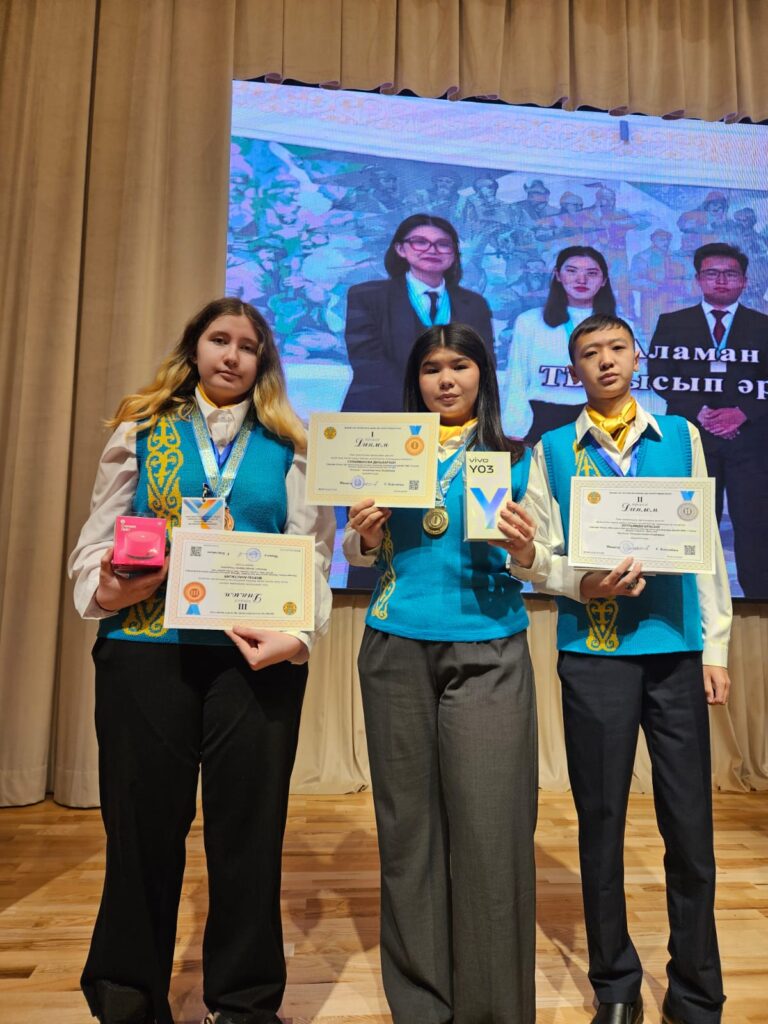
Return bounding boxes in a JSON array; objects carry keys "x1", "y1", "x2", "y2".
[
  {"x1": 568, "y1": 477, "x2": 716, "y2": 574},
  {"x1": 306, "y1": 412, "x2": 440, "y2": 507},
  {"x1": 163, "y1": 530, "x2": 314, "y2": 630}
]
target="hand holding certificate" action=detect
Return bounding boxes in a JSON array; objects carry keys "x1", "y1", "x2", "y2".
[
  {"x1": 568, "y1": 477, "x2": 716, "y2": 574},
  {"x1": 164, "y1": 529, "x2": 314, "y2": 631},
  {"x1": 306, "y1": 412, "x2": 439, "y2": 507}
]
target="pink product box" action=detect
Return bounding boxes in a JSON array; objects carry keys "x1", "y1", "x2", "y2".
[{"x1": 112, "y1": 516, "x2": 167, "y2": 573}]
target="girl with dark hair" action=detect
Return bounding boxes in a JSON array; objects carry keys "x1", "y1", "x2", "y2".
[
  {"x1": 68, "y1": 298, "x2": 334, "y2": 1024},
  {"x1": 344, "y1": 323, "x2": 551, "y2": 1024},
  {"x1": 341, "y1": 212, "x2": 494, "y2": 414},
  {"x1": 503, "y1": 245, "x2": 622, "y2": 443}
]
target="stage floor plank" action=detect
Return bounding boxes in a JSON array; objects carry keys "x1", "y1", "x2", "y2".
[{"x1": 1, "y1": 791, "x2": 765, "y2": 1022}]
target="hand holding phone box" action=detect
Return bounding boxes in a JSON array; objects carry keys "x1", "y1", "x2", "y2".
[{"x1": 464, "y1": 452, "x2": 512, "y2": 541}]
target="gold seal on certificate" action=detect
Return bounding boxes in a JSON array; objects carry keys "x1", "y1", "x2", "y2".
[
  {"x1": 306, "y1": 412, "x2": 440, "y2": 508},
  {"x1": 163, "y1": 529, "x2": 314, "y2": 630},
  {"x1": 568, "y1": 477, "x2": 716, "y2": 574}
]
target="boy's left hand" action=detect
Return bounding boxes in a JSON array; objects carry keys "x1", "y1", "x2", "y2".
[
  {"x1": 489, "y1": 500, "x2": 536, "y2": 569},
  {"x1": 226, "y1": 627, "x2": 307, "y2": 671},
  {"x1": 703, "y1": 664, "x2": 730, "y2": 705}
]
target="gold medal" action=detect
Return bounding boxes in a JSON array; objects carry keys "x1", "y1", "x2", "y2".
[
  {"x1": 423, "y1": 507, "x2": 449, "y2": 536},
  {"x1": 224, "y1": 506, "x2": 235, "y2": 531}
]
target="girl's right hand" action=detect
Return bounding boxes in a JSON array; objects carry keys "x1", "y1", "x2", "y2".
[
  {"x1": 95, "y1": 547, "x2": 170, "y2": 612},
  {"x1": 348, "y1": 498, "x2": 392, "y2": 554}
]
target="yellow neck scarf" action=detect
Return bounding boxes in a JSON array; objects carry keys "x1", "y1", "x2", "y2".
[
  {"x1": 586, "y1": 398, "x2": 637, "y2": 451},
  {"x1": 439, "y1": 418, "x2": 478, "y2": 446},
  {"x1": 196, "y1": 382, "x2": 239, "y2": 410}
]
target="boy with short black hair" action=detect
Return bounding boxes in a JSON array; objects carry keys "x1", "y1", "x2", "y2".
[{"x1": 535, "y1": 313, "x2": 731, "y2": 1024}]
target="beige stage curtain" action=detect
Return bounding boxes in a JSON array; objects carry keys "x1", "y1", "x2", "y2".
[
  {"x1": 232, "y1": 0, "x2": 768, "y2": 121},
  {"x1": 292, "y1": 598, "x2": 768, "y2": 797},
  {"x1": 1, "y1": 0, "x2": 768, "y2": 809}
]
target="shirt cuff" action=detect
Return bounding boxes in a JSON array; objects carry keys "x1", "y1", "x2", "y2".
[
  {"x1": 702, "y1": 642, "x2": 729, "y2": 669},
  {"x1": 282, "y1": 629, "x2": 311, "y2": 664},
  {"x1": 506, "y1": 542, "x2": 550, "y2": 583},
  {"x1": 342, "y1": 525, "x2": 380, "y2": 566}
]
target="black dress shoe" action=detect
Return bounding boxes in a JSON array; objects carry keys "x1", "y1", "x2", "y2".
[{"x1": 591, "y1": 995, "x2": 643, "y2": 1024}]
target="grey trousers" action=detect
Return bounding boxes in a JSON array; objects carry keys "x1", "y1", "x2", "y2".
[{"x1": 358, "y1": 627, "x2": 538, "y2": 1024}]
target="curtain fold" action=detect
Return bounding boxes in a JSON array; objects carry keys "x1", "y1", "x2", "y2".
[
  {"x1": 0, "y1": 0, "x2": 97, "y2": 807},
  {"x1": 0, "y1": 0, "x2": 766, "y2": 808},
  {"x1": 232, "y1": 0, "x2": 768, "y2": 119},
  {"x1": 52, "y1": 0, "x2": 238, "y2": 806}
]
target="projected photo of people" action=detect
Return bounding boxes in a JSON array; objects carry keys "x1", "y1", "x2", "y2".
[
  {"x1": 502, "y1": 246, "x2": 620, "y2": 443},
  {"x1": 228, "y1": 83, "x2": 768, "y2": 594},
  {"x1": 648, "y1": 242, "x2": 768, "y2": 599},
  {"x1": 341, "y1": 214, "x2": 494, "y2": 413}
]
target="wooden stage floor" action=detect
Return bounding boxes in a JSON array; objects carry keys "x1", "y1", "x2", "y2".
[{"x1": 1, "y1": 791, "x2": 765, "y2": 1023}]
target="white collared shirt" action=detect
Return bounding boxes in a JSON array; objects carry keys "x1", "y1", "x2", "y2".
[
  {"x1": 68, "y1": 390, "x2": 335, "y2": 659},
  {"x1": 406, "y1": 270, "x2": 447, "y2": 299},
  {"x1": 531, "y1": 403, "x2": 732, "y2": 666},
  {"x1": 701, "y1": 299, "x2": 739, "y2": 348},
  {"x1": 196, "y1": 386, "x2": 249, "y2": 450}
]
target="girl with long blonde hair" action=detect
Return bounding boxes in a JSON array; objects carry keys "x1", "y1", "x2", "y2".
[{"x1": 69, "y1": 297, "x2": 334, "y2": 1024}]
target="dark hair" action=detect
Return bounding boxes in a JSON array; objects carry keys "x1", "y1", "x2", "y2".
[
  {"x1": 542, "y1": 246, "x2": 616, "y2": 328},
  {"x1": 402, "y1": 323, "x2": 525, "y2": 461},
  {"x1": 693, "y1": 242, "x2": 748, "y2": 275},
  {"x1": 568, "y1": 313, "x2": 635, "y2": 363},
  {"x1": 383, "y1": 213, "x2": 462, "y2": 285}
]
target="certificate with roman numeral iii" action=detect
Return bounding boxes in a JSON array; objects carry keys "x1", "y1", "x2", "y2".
[
  {"x1": 306, "y1": 412, "x2": 439, "y2": 507},
  {"x1": 568, "y1": 477, "x2": 716, "y2": 574},
  {"x1": 163, "y1": 530, "x2": 314, "y2": 630}
]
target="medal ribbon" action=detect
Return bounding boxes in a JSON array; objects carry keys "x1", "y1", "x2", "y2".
[
  {"x1": 191, "y1": 404, "x2": 256, "y2": 500},
  {"x1": 584, "y1": 432, "x2": 640, "y2": 478},
  {"x1": 435, "y1": 429, "x2": 476, "y2": 507}
]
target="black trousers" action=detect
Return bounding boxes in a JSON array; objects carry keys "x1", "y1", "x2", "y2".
[
  {"x1": 82, "y1": 639, "x2": 307, "y2": 1024},
  {"x1": 704, "y1": 439, "x2": 768, "y2": 599},
  {"x1": 558, "y1": 650, "x2": 724, "y2": 1024}
]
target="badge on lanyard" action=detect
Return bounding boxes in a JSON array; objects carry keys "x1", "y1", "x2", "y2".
[
  {"x1": 181, "y1": 496, "x2": 227, "y2": 530},
  {"x1": 190, "y1": 405, "x2": 256, "y2": 530}
]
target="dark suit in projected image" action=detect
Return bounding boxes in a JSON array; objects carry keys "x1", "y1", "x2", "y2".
[
  {"x1": 341, "y1": 276, "x2": 494, "y2": 413},
  {"x1": 649, "y1": 299, "x2": 768, "y2": 599}
]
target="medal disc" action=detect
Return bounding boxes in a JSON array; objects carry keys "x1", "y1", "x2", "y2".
[
  {"x1": 224, "y1": 506, "x2": 235, "y2": 531},
  {"x1": 423, "y1": 507, "x2": 449, "y2": 536}
]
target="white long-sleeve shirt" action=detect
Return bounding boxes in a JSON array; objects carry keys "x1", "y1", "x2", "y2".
[
  {"x1": 68, "y1": 389, "x2": 335, "y2": 658},
  {"x1": 532, "y1": 403, "x2": 732, "y2": 667}
]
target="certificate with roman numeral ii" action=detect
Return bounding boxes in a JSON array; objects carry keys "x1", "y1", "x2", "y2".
[{"x1": 568, "y1": 477, "x2": 716, "y2": 574}]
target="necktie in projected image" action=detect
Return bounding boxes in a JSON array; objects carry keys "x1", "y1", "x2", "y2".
[
  {"x1": 712, "y1": 308, "x2": 727, "y2": 348},
  {"x1": 427, "y1": 291, "x2": 439, "y2": 323}
]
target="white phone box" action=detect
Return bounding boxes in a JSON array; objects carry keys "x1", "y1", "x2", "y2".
[{"x1": 464, "y1": 451, "x2": 512, "y2": 541}]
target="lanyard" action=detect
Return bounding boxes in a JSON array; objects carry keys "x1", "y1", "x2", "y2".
[
  {"x1": 208, "y1": 433, "x2": 235, "y2": 470},
  {"x1": 585, "y1": 432, "x2": 640, "y2": 477},
  {"x1": 191, "y1": 404, "x2": 256, "y2": 500},
  {"x1": 436, "y1": 431, "x2": 475, "y2": 507}
]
